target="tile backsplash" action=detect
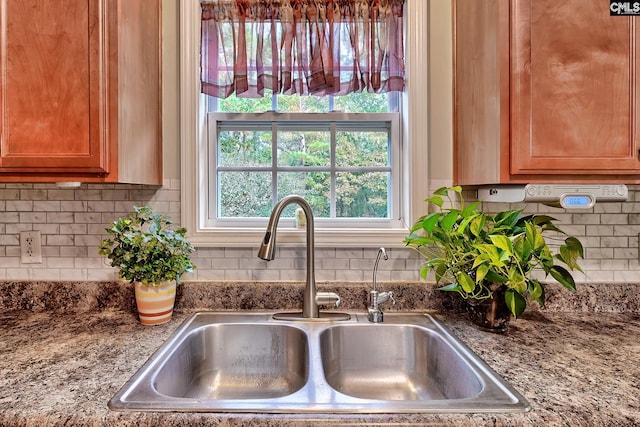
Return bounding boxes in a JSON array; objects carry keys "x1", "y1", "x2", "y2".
[{"x1": 0, "y1": 180, "x2": 638, "y2": 283}]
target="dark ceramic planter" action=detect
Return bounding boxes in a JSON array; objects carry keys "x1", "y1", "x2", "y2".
[{"x1": 466, "y1": 283, "x2": 512, "y2": 333}]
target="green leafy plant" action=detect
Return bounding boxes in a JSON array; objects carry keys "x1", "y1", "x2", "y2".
[
  {"x1": 404, "y1": 186, "x2": 584, "y2": 318},
  {"x1": 99, "y1": 206, "x2": 195, "y2": 286}
]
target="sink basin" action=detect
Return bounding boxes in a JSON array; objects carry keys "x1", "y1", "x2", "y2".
[
  {"x1": 154, "y1": 324, "x2": 308, "y2": 399},
  {"x1": 320, "y1": 324, "x2": 482, "y2": 401},
  {"x1": 109, "y1": 312, "x2": 530, "y2": 413}
]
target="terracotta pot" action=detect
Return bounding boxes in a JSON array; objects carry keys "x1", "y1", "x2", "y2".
[
  {"x1": 466, "y1": 283, "x2": 511, "y2": 333},
  {"x1": 134, "y1": 281, "x2": 176, "y2": 325}
]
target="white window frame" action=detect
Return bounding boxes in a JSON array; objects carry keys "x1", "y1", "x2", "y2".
[
  {"x1": 180, "y1": 0, "x2": 430, "y2": 248},
  {"x1": 207, "y1": 112, "x2": 401, "y2": 228}
]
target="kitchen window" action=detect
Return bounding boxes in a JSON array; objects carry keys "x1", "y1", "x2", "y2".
[{"x1": 180, "y1": 1, "x2": 430, "y2": 247}]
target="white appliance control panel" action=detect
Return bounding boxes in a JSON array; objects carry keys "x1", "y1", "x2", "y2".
[
  {"x1": 524, "y1": 184, "x2": 628, "y2": 208},
  {"x1": 477, "y1": 184, "x2": 628, "y2": 209}
]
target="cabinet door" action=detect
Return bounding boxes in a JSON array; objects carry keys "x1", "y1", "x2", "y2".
[
  {"x1": 511, "y1": 0, "x2": 640, "y2": 175},
  {"x1": 0, "y1": 0, "x2": 108, "y2": 174}
]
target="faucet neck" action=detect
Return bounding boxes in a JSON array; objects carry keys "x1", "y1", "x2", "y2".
[{"x1": 260, "y1": 195, "x2": 318, "y2": 318}]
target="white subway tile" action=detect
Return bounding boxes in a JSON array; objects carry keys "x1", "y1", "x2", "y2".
[
  {"x1": 317, "y1": 258, "x2": 350, "y2": 270},
  {"x1": 46, "y1": 257, "x2": 76, "y2": 269},
  {"x1": 46, "y1": 212, "x2": 74, "y2": 223},
  {"x1": 279, "y1": 269, "x2": 305, "y2": 281},
  {"x1": 180, "y1": 271, "x2": 197, "y2": 281},
  {"x1": 3, "y1": 257, "x2": 21, "y2": 267},
  {"x1": 46, "y1": 235, "x2": 74, "y2": 246},
  {"x1": 0, "y1": 182, "x2": 637, "y2": 285},
  {"x1": 585, "y1": 271, "x2": 615, "y2": 282},
  {"x1": 224, "y1": 248, "x2": 254, "y2": 258},
  {"x1": 60, "y1": 224, "x2": 89, "y2": 235},
  {"x1": 622, "y1": 202, "x2": 640, "y2": 213},
  {"x1": 5, "y1": 223, "x2": 33, "y2": 233},
  {"x1": 87, "y1": 201, "x2": 116, "y2": 212},
  {"x1": 19, "y1": 212, "x2": 46, "y2": 223},
  {"x1": 41, "y1": 246, "x2": 60, "y2": 257},
  {"x1": 60, "y1": 269, "x2": 87, "y2": 281},
  {"x1": 47, "y1": 189, "x2": 76, "y2": 200},
  {"x1": 0, "y1": 189, "x2": 20, "y2": 199},
  {"x1": 20, "y1": 189, "x2": 47, "y2": 200},
  {"x1": 252, "y1": 269, "x2": 281, "y2": 281},
  {"x1": 336, "y1": 249, "x2": 364, "y2": 259},
  {"x1": 33, "y1": 200, "x2": 61, "y2": 211},
  {"x1": 586, "y1": 225, "x2": 614, "y2": 236},
  {"x1": 6, "y1": 200, "x2": 34, "y2": 211},
  {"x1": 0, "y1": 212, "x2": 20, "y2": 222},
  {"x1": 6, "y1": 269, "x2": 30, "y2": 280},
  {"x1": 601, "y1": 236, "x2": 628, "y2": 248},
  {"x1": 585, "y1": 248, "x2": 614, "y2": 259},
  {"x1": 224, "y1": 269, "x2": 251, "y2": 280},
  {"x1": 315, "y1": 248, "x2": 336, "y2": 258},
  {"x1": 348, "y1": 258, "x2": 375, "y2": 270},
  {"x1": 32, "y1": 269, "x2": 60, "y2": 280},
  {"x1": 87, "y1": 269, "x2": 117, "y2": 281},
  {"x1": 600, "y1": 214, "x2": 630, "y2": 225},
  {"x1": 614, "y1": 270, "x2": 640, "y2": 282},
  {"x1": 6, "y1": 247, "x2": 21, "y2": 257},
  {"x1": 599, "y1": 259, "x2": 629, "y2": 271},
  {"x1": 391, "y1": 270, "x2": 422, "y2": 281},
  {"x1": 38, "y1": 224, "x2": 61, "y2": 234},
  {"x1": 315, "y1": 270, "x2": 336, "y2": 281},
  {"x1": 335, "y1": 269, "x2": 364, "y2": 281},
  {"x1": 0, "y1": 235, "x2": 19, "y2": 246},
  {"x1": 146, "y1": 202, "x2": 171, "y2": 213},
  {"x1": 60, "y1": 246, "x2": 89, "y2": 258},
  {"x1": 571, "y1": 213, "x2": 601, "y2": 224},
  {"x1": 614, "y1": 224, "x2": 640, "y2": 236},
  {"x1": 62, "y1": 201, "x2": 88, "y2": 212},
  {"x1": 594, "y1": 203, "x2": 623, "y2": 214},
  {"x1": 194, "y1": 247, "x2": 226, "y2": 258},
  {"x1": 613, "y1": 248, "x2": 638, "y2": 259},
  {"x1": 578, "y1": 236, "x2": 601, "y2": 248}
]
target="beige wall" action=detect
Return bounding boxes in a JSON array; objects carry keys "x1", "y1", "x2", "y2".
[
  {"x1": 162, "y1": 0, "x2": 181, "y2": 180},
  {"x1": 428, "y1": 0, "x2": 453, "y2": 181}
]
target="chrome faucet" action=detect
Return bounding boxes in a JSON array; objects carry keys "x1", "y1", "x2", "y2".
[
  {"x1": 368, "y1": 247, "x2": 395, "y2": 323},
  {"x1": 258, "y1": 195, "x2": 349, "y2": 321}
]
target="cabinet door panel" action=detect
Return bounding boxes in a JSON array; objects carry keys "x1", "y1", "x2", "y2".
[
  {"x1": 511, "y1": 0, "x2": 639, "y2": 174},
  {"x1": 0, "y1": 0, "x2": 107, "y2": 173}
]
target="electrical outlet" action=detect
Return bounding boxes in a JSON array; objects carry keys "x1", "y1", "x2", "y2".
[{"x1": 20, "y1": 230, "x2": 42, "y2": 264}]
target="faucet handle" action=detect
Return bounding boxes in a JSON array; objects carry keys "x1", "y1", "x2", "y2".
[
  {"x1": 316, "y1": 291, "x2": 341, "y2": 308},
  {"x1": 370, "y1": 290, "x2": 395, "y2": 308},
  {"x1": 379, "y1": 291, "x2": 395, "y2": 306}
]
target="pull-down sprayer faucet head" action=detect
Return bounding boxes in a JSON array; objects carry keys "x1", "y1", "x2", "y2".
[{"x1": 258, "y1": 230, "x2": 276, "y2": 260}]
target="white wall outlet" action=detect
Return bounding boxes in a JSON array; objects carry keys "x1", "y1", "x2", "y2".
[{"x1": 20, "y1": 230, "x2": 43, "y2": 264}]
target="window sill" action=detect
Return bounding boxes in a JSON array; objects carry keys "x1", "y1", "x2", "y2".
[{"x1": 185, "y1": 227, "x2": 411, "y2": 248}]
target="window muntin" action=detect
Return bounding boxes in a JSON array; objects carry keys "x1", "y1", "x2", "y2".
[{"x1": 207, "y1": 111, "x2": 400, "y2": 227}]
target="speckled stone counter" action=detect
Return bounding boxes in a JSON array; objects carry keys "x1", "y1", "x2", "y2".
[{"x1": 1, "y1": 281, "x2": 639, "y2": 426}]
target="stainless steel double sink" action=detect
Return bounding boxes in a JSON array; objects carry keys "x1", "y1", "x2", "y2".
[{"x1": 109, "y1": 312, "x2": 530, "y2": 413}]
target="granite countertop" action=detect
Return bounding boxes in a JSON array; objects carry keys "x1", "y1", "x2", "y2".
[{"x1": 1, "y1": 281, "x2": 639, "y2": 426}]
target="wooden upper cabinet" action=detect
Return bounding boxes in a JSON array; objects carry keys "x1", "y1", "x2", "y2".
[
  {"x1": 0, "y1": 0, "x2": 161, "y2": 184},
  {"x1": 454, "y1": 0, "x2": 640, "y2": 185}
]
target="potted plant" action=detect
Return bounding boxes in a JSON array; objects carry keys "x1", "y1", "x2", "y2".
[
  {"x1": 99, "y1": 206, "x2": 195, "y2": 325},
  {"x1": 404, "y1": 186, "x2": 584, "y2": 332}
]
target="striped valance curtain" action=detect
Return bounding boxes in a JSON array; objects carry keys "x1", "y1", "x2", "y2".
[{"x1": 200, "y1": 0, "x2": 406, "y2": 98}]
